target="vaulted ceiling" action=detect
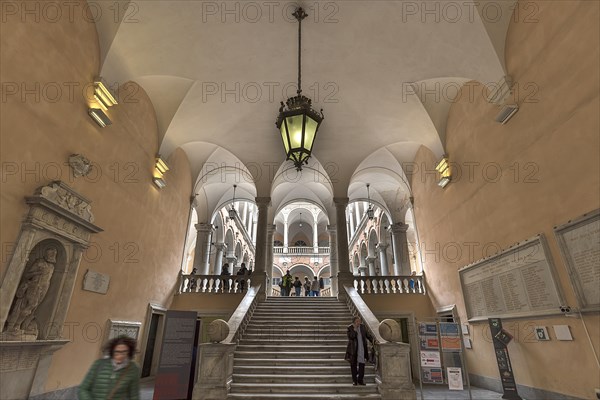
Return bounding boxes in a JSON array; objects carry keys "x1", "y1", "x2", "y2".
[{"x1": 96, "y1": 0, "x2": 516, "y2": 219}]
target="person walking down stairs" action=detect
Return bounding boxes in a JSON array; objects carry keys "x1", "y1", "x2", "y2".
[{"x1": 345, "y1": 316, "x2": 374, "y2": 386}]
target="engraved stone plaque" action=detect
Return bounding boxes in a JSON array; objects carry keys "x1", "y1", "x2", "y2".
[
  {"x1": 554, "y1": 210, "x2": 600, "y2": 312},
  {"x1": 459, "y1": 235, "x2": 563, "y2": 321},
  {"x1": 83, "y1": 269, "x2": 110, "y2": 294}
]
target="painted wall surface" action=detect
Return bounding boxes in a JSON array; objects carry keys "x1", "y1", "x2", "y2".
[
  {"x1": 0, "y1": 1, "x2": 192, "y2": 392},
  {"x1": 412, "y1": 1, "x2": 599, "y2": 398}
]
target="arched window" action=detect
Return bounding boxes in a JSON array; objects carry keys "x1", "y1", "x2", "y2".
[{"x1": 294, "y1": 240, "x2": 307, "y2": 246}]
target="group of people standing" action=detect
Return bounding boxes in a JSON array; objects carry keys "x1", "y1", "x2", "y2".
[{"x1": 280, "y1": 271, "x2": 324, "y2": 296}]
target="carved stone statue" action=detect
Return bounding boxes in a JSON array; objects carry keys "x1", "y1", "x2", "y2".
[{"x1": 3, "y1": 247, "x2": 57, "y2": 340}]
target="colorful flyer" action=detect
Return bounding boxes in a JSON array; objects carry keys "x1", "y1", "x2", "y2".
[
  {"x1": 419, "y1": 322, "x2": 438, "y2": 335},
  {"x1": 439, "y1": 322, "x2": 460, "y2": 336},
  {"x1": 441, "y1": 336, "x2": 462, "y2": 351},
  {"x1": 420, "y1": 351, "x2": 441, "y2": 367},
  {"x1": 421, "y1": 367, "x2": 443, "y2": 383},
  {"x1": 420, "y1": 336, "x2": 439, "y2": 350}
]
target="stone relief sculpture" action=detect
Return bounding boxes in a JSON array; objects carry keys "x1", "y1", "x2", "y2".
[
  {"x1": 68, "y1": 154, "x2": 92, "y2": 178},
  {"x1": 2, "y1": 247, "x2": 57, "y2": 340}
]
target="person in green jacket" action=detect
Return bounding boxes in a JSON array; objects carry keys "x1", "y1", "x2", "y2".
[{"x1": 79, "y1": 335, "x2": 140, "y2": 400}]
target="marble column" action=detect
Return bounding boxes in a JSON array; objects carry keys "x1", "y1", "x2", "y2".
[
  {"x1": 313, "y1": 217, "x2": 319, "y2": 253},
  {"x1": 327, "y1": 225, "x2": 339, "y2": 296},
  {"x1": 253, "y1": 197, "x2": 270, "y2": 295},
  {"x1": 358, "y1": 256, "x2": 368, "y2": 276},
  {"x1": 266, "y1": 224, "x2": 276, "y2": 295},
  {"x1": 334, "y1": 198, "x2": 353, "y2": 296},
  {"x1": 214, "y1": 243, "x2": 227, "y2": 274},
  {"x1": 390, "y1": 222, "x2": 410, "y2": 276},
  {"x1": 283, "y1": 216, "x2": 289, "y2": 253},
  {"x1": 354, "y1": 203, "x2": 361, "y2": 230},
  {"x1": 193, "y1": 223, "x2": 215, "y2": 275},
  {"x1": 376, "y1": 243, "x2": 390, "y2": 276},
  {"x1": 241, "y1": 202, "x2": 248, "y2": 229},
  {"x1": 252, "y1": 212, "x2": 258, "y2": 243},
  {"x1": 366, "y1": 255, "x2": 377, "y2": 276}
]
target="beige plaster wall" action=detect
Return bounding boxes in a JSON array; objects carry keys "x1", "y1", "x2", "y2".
[
  {"x1": 411, "y1": 1, "x2": 599, "y2": 398},
  {"x1": 0, "y1": 1, "x2": 192, "y2": 392}
]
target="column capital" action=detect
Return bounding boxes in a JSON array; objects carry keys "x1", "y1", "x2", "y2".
[
  {"x1": 255, "y1": 197, "x2": 271, "y2": 207},
  {"x1": 326, "y1": 225, "x2": 337, "y2": 234},
  {"x1": 267, "y1": 224, "x2": 276, "y2": 234},
  {"x1": 389, "y1": 222, "x2": 409, "y2": 233},
  {"x1": 215, "y1": 242, "x2": 227, "y2": 251},
  {"x1": 376, "y1": 243, "x2": 389, "y2": 251},
  {"x1": 195, "y1": 222, "x2": 215, "y2": 233}
]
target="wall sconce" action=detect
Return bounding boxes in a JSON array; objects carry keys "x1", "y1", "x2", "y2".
[
  {"x1": 495, "y1": 104, "x2": 519, "y2": 124},
  {"x1": 88, "y1": 80, "x2": 118, "y2": 128},
  {"x1": 436, "y1": 156, "x2": 451, "y2": 188},
  {"x1": 94, "y1": 80, "x2": 118, "y2": 110},
  {"x1": 153, "y1": 155, "x2": 169, "y2": 189},
  {"x1": 88, "y1": 108, "x2": 112, "y2": 127}
]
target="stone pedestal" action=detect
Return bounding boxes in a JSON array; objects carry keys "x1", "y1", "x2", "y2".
[
  {"x1": 0, "y1": 340, "x2": 69, "y2": 399},
  {"x1": 192, "y1": 343, "x2": 236, "y2": 400},
  {"x1": 377, "y1": 342, "x2": 416, "y2": 400}
]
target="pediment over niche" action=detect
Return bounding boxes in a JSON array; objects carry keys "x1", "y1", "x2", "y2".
[{"x1": 25, "y1": 181, "x2": 103, "y2": 244}]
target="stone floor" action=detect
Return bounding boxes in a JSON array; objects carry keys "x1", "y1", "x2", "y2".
[{"x1": 140, "y1": 380, "x2": 504, "y2": 400}]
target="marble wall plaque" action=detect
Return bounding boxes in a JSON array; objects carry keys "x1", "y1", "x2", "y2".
[
  {"x1": 106, "y1": 320, "x2": 141, "y2": 341},
  {"x1": 459, "y1": 235, "x2": 563, "y2": 321},
  {"x1": 554, "y1": 209, "x2": 600, "y2": 312},
  {"x1": 83, "y1": 269, "x2": 110, "y2": 294}
]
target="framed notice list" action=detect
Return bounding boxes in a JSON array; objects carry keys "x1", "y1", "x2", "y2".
[
  {"x1": 554, "y1": 209, "x2": 600, "y2": 312},
  {"x1": 459, "y1": 235, "x2": 564, "y2": 321}
]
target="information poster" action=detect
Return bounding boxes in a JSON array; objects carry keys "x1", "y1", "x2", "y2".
[
  {"x1": 459, "y1": 235, "x2": 563, "y2": 321},
  {"x1": 447, "y1": 367, "x2": 464, "y2": 390},
  {"x1": 153, "y1": 310, "x2": 197, "y2": 400},
  {"x1": 554, "y1": 210, "x2": 600, "y2": 311},
  {"x1": 420, "y1": 350, "x2": 441, "y2": 367}
]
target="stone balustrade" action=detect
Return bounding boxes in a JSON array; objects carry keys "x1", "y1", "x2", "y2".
[
  {"x1": 353, "y1": 275, "x2": 425, "y2": 294},
  {"x1": 178, "y1": 273, "x2": 251, "y2": 294},
  {"x1": 273, "y1": 246, "x2": 330, "y2": 254}
]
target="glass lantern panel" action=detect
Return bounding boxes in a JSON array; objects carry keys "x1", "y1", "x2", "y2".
[
  {"x1": 280, "y1": 123, "x2": 290, "y2": 153},
  {"x1": 286, "y1": 114, "x2": 304, "y2": 150},
  {"x1": 304, "y1": 116, "x2": 319, "y2": 151}
]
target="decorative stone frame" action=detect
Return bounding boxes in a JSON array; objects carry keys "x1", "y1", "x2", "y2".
[{"x1": 0, "y1": 181, "x2": 102, "y2": 399}]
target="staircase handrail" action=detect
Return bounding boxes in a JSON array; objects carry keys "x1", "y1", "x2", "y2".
[
  {"x1": 223, "y1": 283, "x2": 262, "y2": 344},
  {"x1": 343, "y1": 285, "x2": 386, "y2": 344}
]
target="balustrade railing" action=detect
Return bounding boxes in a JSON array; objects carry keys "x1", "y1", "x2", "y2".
[
  {"x1": 272, "y1": 246, "x2": 330, "y2": 254},
  {"x1": 353, "y1": 275, "x2": 425, "y2": 294},
  {"x1": 178, "y1": 273, "x2": 251, "y2": 294}
]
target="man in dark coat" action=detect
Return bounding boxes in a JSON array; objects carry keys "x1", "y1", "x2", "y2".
[{"x1": 345, "y1": 316, "x2": 374, "y2": 385}]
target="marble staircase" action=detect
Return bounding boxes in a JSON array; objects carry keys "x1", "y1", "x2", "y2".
[{"x1": 228, "y1": 296, "x2": 381, "y2": 399}]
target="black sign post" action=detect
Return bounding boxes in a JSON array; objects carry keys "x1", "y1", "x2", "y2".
[{"x1": 488, "y1": 318, "x2": 522, "y2": 400}]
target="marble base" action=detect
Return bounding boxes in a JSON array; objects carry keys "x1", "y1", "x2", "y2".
[
  {"x1": 0, "y1": 340, "x2": 69, "y2": 400},
  {"x1": 192, "y1": 343, "x2": 235, "y2": 400}
]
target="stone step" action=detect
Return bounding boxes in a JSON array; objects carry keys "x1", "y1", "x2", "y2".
[
  {"x1": 233, "y1": 358, "x2": 353, "y2": 367},
  {"x1": 243, "y1": 329, "x2": 347, "y2": 337},
  {"x1": 234, "y1": 350, "x2": 346, "y2": 359},
  {"x1": 232, "y1": 374, "x2": 376, "y2": 384},
  {"x1": 242, "y1": 333, "x2": 348, "y2": 343},
  {"x1": 228, "y1": 393, "x2": 380, "y2": 399},
  {"x1": 229, "y1": 383, "x2": 379, "y2": 394},
  {"x1": 250, "y1": 316, "x2": 352, "y2": 321},
  {"x1": 236, "y1": 344, "x2": 347, "y2": 352},
  {"x1": 233, "y1": 365, "x2": 375, "y2": 375},
  {"x1": 238, "y1": 336, "x2": 348, "y2": 348}
]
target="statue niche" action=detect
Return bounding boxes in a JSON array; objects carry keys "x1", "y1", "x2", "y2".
[{"x1": 2, "y1": 245, "x2": 61, "y2": 341}]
